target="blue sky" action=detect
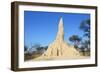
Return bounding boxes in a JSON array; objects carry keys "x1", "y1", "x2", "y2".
[{"x1": 24, "y1": 11, "x2": 90, "y2": 48}]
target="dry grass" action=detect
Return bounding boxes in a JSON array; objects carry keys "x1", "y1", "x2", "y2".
[{"x1": 24, "y1": 53, "x2": 42, "y2": 61}]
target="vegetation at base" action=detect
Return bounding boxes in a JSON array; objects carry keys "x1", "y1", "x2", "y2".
[
  {"x1": 69, "y1": 19, "x2": 90, "y2": 56},
  {"x1": 24, "y1": 44, "x2": 48, "y2": 61}
]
